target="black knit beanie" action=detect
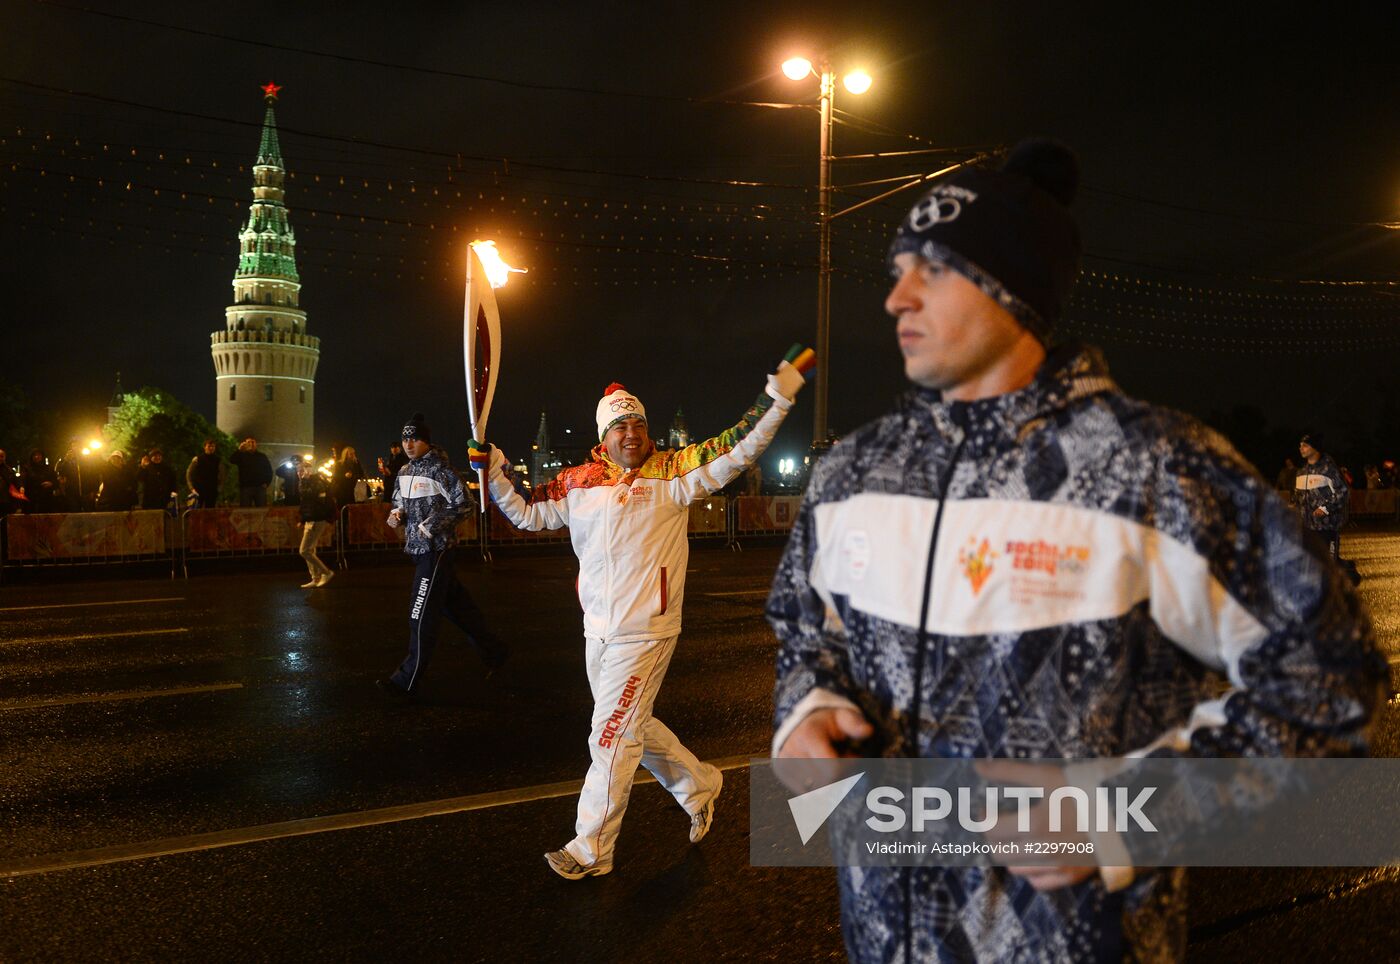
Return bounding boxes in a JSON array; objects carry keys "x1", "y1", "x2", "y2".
[
  {"x1": 887, "y1": 139, "x2": 1082, "y2": 342},
  {"x1": 401, "y1": 412, "x2": 431, "y2": 443}
]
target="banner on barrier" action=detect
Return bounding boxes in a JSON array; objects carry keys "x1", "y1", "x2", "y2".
[
  {"x1": 736, "y1": 495, "x2": 802, "y2": 532},
  {"x1": 487, "y1": 504, "x2": 570, "y2": 542},
  {"x1": 5, "y1": 510, "x2": 166, "y2": 560},
  {"x1": 346, "y1": 503, "x2": 401, "y2": 546},
  {"x1": 186, "y1": 507, "x2": 326, "y2": 552},
  {"x1": 1350, "y1": 489, "x2": 1397, "y2": 516},
  {"x1": 688, "y1": 497, "x2": 728, "y2": 534},
  {"x1": 342, "y1": 502, "x2": 477, "y2": 547}
]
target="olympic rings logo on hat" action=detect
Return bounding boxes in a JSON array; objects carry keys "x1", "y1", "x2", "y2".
[
  {"x1": 907, "y1": 195, "x2": 963, "y2": 231},
  {"x1": 610, "y1": 398, "x2": 639, "y2": 413}
]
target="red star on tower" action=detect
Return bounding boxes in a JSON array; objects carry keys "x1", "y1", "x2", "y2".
[{"x1": 261, "y1": 81, "x2": 282, "y2": 101}]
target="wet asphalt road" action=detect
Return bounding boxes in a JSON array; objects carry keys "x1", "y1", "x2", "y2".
[{"x1": 2, "y1": 535, "x2": 1400, "y2": 962}]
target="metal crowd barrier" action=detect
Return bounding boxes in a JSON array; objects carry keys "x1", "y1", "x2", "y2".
[
  {"x1": 180, "y1": 506, "x2": 330, "y2": 578},
  {"x1": 483, "y1": 504, "x2": 571, "y2": 547},
  {"x1": 0, "y1": 509, "x2": 176, "y2": 581},
  {"x1": 337, "y1": 503, "x2": 481, "y2": 567},
  {"x1": 1349, "y1": 489, "x2": 1400, "y2": 519},
  {"x1": 728, "y1": 495, "x2": 802, "y2": 549},
  {"x1": 0, "y1": 492, "x2": 816, "y2": 581}
]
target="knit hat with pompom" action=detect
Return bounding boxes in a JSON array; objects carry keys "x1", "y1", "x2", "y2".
[{"x1": 595, "y1": 383, "x2": 647, "y2": 440}]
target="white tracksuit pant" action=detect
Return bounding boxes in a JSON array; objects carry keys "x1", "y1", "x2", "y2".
[{"x1": 564, "y1": 634, "x2": 720, "y2": 868}]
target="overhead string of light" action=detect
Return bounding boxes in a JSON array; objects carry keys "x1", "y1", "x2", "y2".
[
  {"x1": 7, "y1": 150, "x2": 1394, "y2": 297},
  {"x1": 11, "y1": 201, "x2": 1400, "y2": 339},
  {"x1": 0, "y1": 78, "x2": 820, "y2": 193},
  {"x1": 0, "y1": 126, "x2": 856, "y2": 221}
]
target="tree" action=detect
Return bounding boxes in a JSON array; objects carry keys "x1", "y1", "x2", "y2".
[
  {"x1": 0, "y1": 381, "x2": 40, "y2": 457},
  {"x1": 106, "y1": 387, "x2": 238, "y2": 505}
]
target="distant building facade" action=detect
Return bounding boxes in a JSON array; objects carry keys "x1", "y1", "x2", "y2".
[{"x1": 668, "y1": 407, "x2": 691, "y2": 449}]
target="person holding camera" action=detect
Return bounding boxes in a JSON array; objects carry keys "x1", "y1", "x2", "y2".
[{"x1": 229, "y1": 436, "x2": 273, "y2": 507}]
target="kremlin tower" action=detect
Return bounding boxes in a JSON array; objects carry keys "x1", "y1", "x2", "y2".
[{"x1": 209, "y1": 83, "x2": 319, "y2": 467}]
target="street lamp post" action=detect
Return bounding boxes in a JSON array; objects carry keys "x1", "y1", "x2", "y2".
[
  {"x1": 780, "y1": 58, "x2": 988, "y2": 447},
  {"x1": 815, "y1": 64, "x2": 834, "y2": 446},
  {"x1": 783, "y1": 57, "x2": 871, "y2": 445}
]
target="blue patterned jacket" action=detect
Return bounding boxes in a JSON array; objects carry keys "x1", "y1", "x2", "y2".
[
  {"x1": 767, "y1": 344, "x2": 1383, "y2": 963},
  {"x1": 391, "y1": 450, "x2": 469, "y2": 554},
  {"x1": 1295, "y1": 453, "x2": 1349, "y2": 533}
]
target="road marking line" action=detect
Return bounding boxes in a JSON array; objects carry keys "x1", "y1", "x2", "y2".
[
  {"x1": 0, "y1": 597, "x2": 184, "y2": 614},
  {"x1": 0, "y1": 628, "x2": 189, "y2": 648},
  {"x1": 0, "y1": 755, "x2": 763, "y2": 879},
  {"x1": 0, "y1": 682, "x2": 243, "y2": 712},
  {"x1": 704, "y1": 589, "x2": 769, "y2": 597}
]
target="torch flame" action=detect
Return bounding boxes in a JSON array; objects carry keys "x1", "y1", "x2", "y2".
[{"x1": 470, "y1": 240, "x2": 527, "y2": 289}]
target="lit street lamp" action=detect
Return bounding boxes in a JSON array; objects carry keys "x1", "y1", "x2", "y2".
[
  {"x1": 779, "y1": 61, "x2": 991, "y2": 446},
  {"x1": 781, "y1": 57, "x2": 874, "y2": 444}
]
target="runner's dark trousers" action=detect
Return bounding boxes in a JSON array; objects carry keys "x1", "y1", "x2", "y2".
[{"x1": 389, "y1": 548, "x2": 506, "y2": 691}]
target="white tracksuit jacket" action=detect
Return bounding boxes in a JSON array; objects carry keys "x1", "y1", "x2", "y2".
[{"x1": 488, "y1": 388, "x2": 792, "y2": 641}]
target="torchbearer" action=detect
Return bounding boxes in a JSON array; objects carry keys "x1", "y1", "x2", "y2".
[{"x1": 474, "y1": 345, "x2": 815, "y2": 879}]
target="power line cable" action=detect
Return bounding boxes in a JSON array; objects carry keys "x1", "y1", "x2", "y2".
[{"x1": 31, "y1": 0, "x2": 803, "y2": 110}]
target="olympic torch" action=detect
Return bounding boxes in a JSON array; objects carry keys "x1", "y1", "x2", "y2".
[{"x1": 464, "y1": 240, "x2": 524, "y2": 511}]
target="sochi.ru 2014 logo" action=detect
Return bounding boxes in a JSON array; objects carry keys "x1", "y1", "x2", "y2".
[{"x1": 958, "y1": 537, "x2": 998, "y2": 596}]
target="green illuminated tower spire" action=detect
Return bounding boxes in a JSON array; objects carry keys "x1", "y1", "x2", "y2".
[
  {"x1": 210, "y1": 83, "x2": 320, "y2": 470},
  {"x1": 256, "y1": 95, "x2": 283, "y2": 167},
  {"x1": 239, "y1": 82, "x2": 297, "y2": 281}
]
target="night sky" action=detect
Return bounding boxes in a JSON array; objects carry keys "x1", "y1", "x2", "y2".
[{"x1": 4, "y1": 2, "x2": 1400, "y2": 476}]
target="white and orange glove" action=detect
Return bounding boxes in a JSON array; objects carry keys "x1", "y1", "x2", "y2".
[{"x1": 765, "y1": 343, "x2": 818, "y2": 403}]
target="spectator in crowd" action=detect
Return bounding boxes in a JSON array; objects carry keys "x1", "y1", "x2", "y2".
[
  {"x1": 0, "y1": 449, "x2": 20, "y2": 516},
  {"x1": 333, "y1": 445, "x2": 365, "y2": 506},
  {"x1": 378, "y1": 441, "x2": 408, "y2": 500},
  {"x1": 296, "y1": 459, "x2": 337, "y2": 588},
  {"x1": 186, "y1": 438, "x2": 225, "y2": 509},
  {"x1": 275, "y1": 455, "x2": 304, "y2": 506},
  {"x1": 1365, "y1": 464, "x2": 1382, "y2": 490},
  {"x1": 138, "y1": 448, "x2": 177, "y2": 510},
  {"x1": 21, "y1": 448, "x2": 59, "y2": 514},
  {"x1": 56, "y1": 439, "x2": 85, "y2": 509},
  {"x1": 96, "y1": 450, "x2": 137, "y2": 511},
  {"x1": 229, "y1": 436, "x2": 274, "y2": 507}
]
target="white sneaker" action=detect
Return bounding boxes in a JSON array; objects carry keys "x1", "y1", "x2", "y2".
[
  {"x1": 314, "y1": 571, "x2": 335, "y2": 587},
  {"x1": 300, "y1": 579, "x2": 318, "y2": 589},
  {"x1": 544, "y1": 848, "x2": 611, "y2": 880},
  {"x1": 689, "y1": 766, "x2": 723, "y2": 843}
]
